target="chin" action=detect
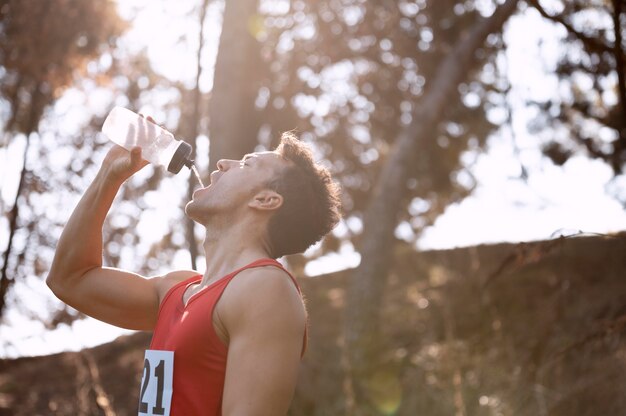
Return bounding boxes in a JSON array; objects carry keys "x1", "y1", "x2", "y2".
[
  {"x1": 185, "y1": 200, "x2": 211, "y2": 225},
  {"x1": 184, "y1": 201, "x2": 199, "y2": 220}
]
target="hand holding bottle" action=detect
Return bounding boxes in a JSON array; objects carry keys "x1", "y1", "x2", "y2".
[
  {"x1": 101, "y1": 144, "x2": 149, "y2": 184},
  {"x1": 102, "y1": 107, "x2": 193, "y2": 174},
  {"x1": 100, "y1": 113, "x2": 164, "y2": 184}
]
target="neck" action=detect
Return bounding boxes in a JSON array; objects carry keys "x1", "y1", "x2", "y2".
[{"x1": 200, "y1": 214, "x2": 272, "y2": 284}]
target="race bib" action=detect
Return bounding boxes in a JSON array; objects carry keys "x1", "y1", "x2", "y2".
[{"x1": 138, "y1": 350, "x2": 174, "y2": 416}]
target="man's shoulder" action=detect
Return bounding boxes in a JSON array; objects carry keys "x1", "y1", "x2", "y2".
[
  {"x1": 218, "y1": 266, "x2": 306, "y2": 330},
  {"x1": 221, "y1": 265, "x2": 305, "y2": 318},
  {"x1": 154, "y1": 269, "x2": 200, "y2": 300}
]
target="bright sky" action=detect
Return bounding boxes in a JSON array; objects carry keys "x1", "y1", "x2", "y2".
[
  {"x1": 1, "y1": 2, "x2": 625, "y2": 358},
  {"x1": 420, "y1": 10, "x2": 626, "y2": 249}
]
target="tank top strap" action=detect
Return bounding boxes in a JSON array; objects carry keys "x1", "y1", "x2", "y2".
[
  {"x1": 162, "y1": 274, "x2": 202, "y2": 306},
  {"x1": 239, "y1": 258, "x2": 303, "y2": 294}
]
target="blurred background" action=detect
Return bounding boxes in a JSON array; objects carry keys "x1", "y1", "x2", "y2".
[{"x1": 1, "y1": 0, "x2": 626, "y2": 415}]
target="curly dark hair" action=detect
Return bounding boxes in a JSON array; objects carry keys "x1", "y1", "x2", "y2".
[{"x1": 266, "y1": 132, "x2": 342, "y2": 258}]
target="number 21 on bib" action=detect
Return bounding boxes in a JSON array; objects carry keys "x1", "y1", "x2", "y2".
[{"x1": 138, "y1": 350, "x2": 174, "y2": 416}]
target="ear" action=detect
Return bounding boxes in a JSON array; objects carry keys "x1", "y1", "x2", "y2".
[{"x1": 248, "y1": 189, "x2": 283, "y2": 211}]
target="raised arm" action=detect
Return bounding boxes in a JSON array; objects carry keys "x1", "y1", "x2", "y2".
[
  {"x1": 220, "y1": 267, "x2": 307, "y2": 416},
  {"x1": 47, "y1": 144, "x2": 166, "y2": 330}
]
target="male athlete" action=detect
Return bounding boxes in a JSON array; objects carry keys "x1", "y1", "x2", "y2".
[{"x1": 47, "y1": 128, "x2": 341, "y2": 415}]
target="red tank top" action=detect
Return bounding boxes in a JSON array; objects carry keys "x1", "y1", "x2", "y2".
[{"x1": 148, "y1": 258, "x2": 307, "y2": 416}]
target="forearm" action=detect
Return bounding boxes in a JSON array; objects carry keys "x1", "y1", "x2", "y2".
[{"x1": 47, "y1": 169, "x2": 123, "y2": 289}]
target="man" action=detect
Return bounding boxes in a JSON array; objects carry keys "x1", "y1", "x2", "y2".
[{"x1": 47, "y1": 128, "x2": 342, "y2": 415}]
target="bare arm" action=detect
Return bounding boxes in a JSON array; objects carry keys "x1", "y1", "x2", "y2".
[
  {"x1": 47, "y1": 144, "x2": 167, "y2": 330},
  {"x1": 220, "y1": 267, "x2": 307, "y2": 416}
]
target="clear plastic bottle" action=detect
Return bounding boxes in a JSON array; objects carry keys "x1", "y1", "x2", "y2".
[{"x1": 102, "y1": 106, "x2": 193, "y2": 174}]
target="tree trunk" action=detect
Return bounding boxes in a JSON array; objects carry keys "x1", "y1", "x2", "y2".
[
  {"x1": 343, "y1": 1, "x2": 521, "y2": 413},
  {"x1": 0, "y1": 134, "x2": 30, "y2": 318},
  {"x1": 0, "y1": 83, "x2": 42, "y2": 318},
  {"x1": 208, "y1": 0, "x2": 263, "y2": 171},
  {"x1": 185, "y1": 0, "x2": 211, "y2": 270}
]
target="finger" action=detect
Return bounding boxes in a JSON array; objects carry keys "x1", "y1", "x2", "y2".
[
  {"x1": 138, "y1": 112, "x2": 157, "y2": 125},
  {"x1": 130, "y1": 146, "x2": 143, "y2": 166}
]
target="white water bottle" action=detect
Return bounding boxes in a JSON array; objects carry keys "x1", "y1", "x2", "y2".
[{"x1": 102, "y1": 106, "x2": 193, "y2": 174}]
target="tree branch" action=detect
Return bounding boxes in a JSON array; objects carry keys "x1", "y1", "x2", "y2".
[
  {"x1": 611, "y1": 0, "x2": 626, "y2": 142},
  {"x1": 527, "y1": 0, "x2": 614, "y2": 55}
]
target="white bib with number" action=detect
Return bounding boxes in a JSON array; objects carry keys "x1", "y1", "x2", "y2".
[{"x1": 138, "y1": 350, "x2": 174, "y2": 416}]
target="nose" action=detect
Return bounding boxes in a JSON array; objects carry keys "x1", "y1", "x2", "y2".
[{"x1": 216, "y1": 159, "x2": 236, "y2": 171}]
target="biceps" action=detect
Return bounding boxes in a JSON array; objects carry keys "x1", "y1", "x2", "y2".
[
  {"x1": 53, "y1": 267, "x2": 160, "y2": 330},
  {"x1": 221, "y1": 330, "x2": 303, "y2": 415}
]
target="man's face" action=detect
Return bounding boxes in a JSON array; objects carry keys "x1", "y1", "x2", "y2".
[{"x1": 185, "y1": 151, "x2": 287, "y2": 224}]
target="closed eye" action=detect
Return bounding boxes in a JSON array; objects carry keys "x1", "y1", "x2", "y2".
[{"x1": 240, "y1": 154, "x2": 254, "y2": 167}]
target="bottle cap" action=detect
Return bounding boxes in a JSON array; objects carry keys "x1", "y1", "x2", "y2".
[{"x1": 168, "y1": 141, "x2": 194, "y2": 173}]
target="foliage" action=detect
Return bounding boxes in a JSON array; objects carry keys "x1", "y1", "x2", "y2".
[
  {"x1": 0, "y1": 0, "x2": 203, "y2": 329},
  {"x1": 1, "y1": 0, "x2": 515, "y2": 328},
  {"x1": 527, "y1": 0, "x2": 626, "y2": 176},
  {"x1": 0, "y1": 0, "x2": 127, "y2": 322},
  {"x1": 257, "y1": 0, "x2": 505, "y2": 253},
  {"x1": 0, "y1": 0, "x2": 126, "y2": 134}
]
